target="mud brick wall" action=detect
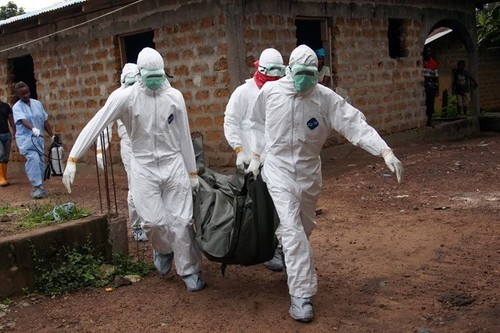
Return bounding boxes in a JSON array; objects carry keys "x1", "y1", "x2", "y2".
[
  {"x1": 0, "y1": 0, "x2": 480, "y2": 169},
  {"x1": 0, "y1": 36, "x2": 121, "y2": 166},
  {"x1": 242, "y1": 14, "x2": 296, "y2": 72},
  {"x1": 36, "y1": 37, "x2": 121, "y2": 166},
  {"x1": 155, "y1": 15, "x2": 233, "y2": 167},
  {"x1": 156, "y1": 11, "x2": 298, "y2": 167},
  {"x1": 332, "y1": 17, "x2": 423, "y2": 144},
  {"x1": 477, "y1": 54, "x2": 500, "y2": 110}
]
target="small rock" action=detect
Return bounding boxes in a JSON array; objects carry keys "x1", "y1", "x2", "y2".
[
  {"x1": 434, "y1": 206, "x2": 450, "y2": 210},
  {"x1": 124, "y1": 275, "x2": 142, "y2": 283},
  {"x1": 0, "y1": 304, "x2": 9, "y2": 319},
  {"x1": 114, "y1": 275, "x2": 133, "y2": 288},
  {"x1": 0, "y1": 215, "x2": 12, "y2": 222},
  {"x1": 437, "y1": 292, "x2": 475, "y2": 306}
]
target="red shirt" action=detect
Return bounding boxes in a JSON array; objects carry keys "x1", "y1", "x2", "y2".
[{"x1": 423, "y1": 57, "x2": 438, "y2": 70}]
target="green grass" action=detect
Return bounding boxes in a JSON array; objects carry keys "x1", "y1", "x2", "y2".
[
  {"x1": 32, "y1": 239, "x2": 154, "y2": 296},
  {"x1": 0, "y1": 298, "x2": 12, "y2": 306},
  {"x1": 0, "y1": 206, "x2": 18, "y2": 215},
  {"x1": 16, "y1": 203, "x2": 92, "y2": 229},
  {"x1": 3, "y1": 203, "x2": 153, "y2": 296},
  {"x1": 436, "y1": 95, "x2": 459, "y2": 118},
  {"x1": 435, "y1": 94, "x2": 474, "y2": 119}
]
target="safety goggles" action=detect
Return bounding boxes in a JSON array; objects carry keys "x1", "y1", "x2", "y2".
[
  {"x1": 139, "y1": 68, "x2": 166, "y2": 79},
  {"x1": 123, "y1": 76, "x2": 137, "y2": 86},
  {"x1": 258, "y1": 63, "x2": 286, "y2": 77},
  {"x1": 290, "y1": 64, "x2": 319, "y2": 78}
]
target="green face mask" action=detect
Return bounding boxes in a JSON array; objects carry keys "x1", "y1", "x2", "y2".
[
  {"x1": 140, "y1": 69, "x2": 166, "y2": 90},
  {"x1": 291, "y1": 64, "x2": 319, "y2": 93}
]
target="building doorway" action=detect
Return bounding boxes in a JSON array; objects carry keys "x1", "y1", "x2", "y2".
[
  {"x1": 295, "y1": 17, "x2": 332, "y2": 88},
  {"x1": 295, "y1": 18, "x2": 326, "y2": 50},
  {"x1": 424, "y1": 20, "x2": 478, "y2": 116},
  {"x1": 9, "y1": 54, "x2": 37, "y2": 101},
  {"x1": 119, "y1": 30, "x2": 155, "y2": 66}
]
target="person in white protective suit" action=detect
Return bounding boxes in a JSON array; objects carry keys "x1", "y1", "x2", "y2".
[
  {"x1": 95, "y1": 63, "x2": 148, "y2": 242},
  {"x1": 248, "y1": 45, "x2": 404, "y2": 322},
  {"x1": 223, "y1": 48, "x2": 286, "y2": 271},
  {"x1": 62, "y1": 47, "x2": 205, "y2": 292}
]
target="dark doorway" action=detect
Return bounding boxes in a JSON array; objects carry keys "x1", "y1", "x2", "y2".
[
  {"x1": 120, "y1": 30, "x2": 155, "y2": 65},
  {"x1": 295, "y1": 17, "x2": 333, "y2": 87},
  {"x1": 295, "y1": 19, "x2": 323, "y2": 50},
  {"x1": 10, "y1": 54, "x2": 37, "y2": 100}
]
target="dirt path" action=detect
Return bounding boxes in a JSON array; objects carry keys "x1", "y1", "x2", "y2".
[{"x1": 0, "y1": 133, "x2": 499, "y2": 333}]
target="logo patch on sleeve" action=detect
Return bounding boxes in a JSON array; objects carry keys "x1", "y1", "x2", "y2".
[
  {"x1": 168, "y1": 114, "x2": 174, "y2": 124},
  {"x1": 307, "y1": 117, "x2": 319, "y2": 130}
]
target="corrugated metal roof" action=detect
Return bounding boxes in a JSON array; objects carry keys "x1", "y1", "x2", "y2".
[
  {"x1": 425, "y1": 28, "x2": 453, "y2": 45},
  {"x1": 0, "y1": 0, "x2": 86, "y2": 27}
]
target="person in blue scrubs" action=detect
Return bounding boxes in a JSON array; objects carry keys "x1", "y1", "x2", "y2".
[{"x1": 13, "y1": 81, "x2": 55, "y2": 199}]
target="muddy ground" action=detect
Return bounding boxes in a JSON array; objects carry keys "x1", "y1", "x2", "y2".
[{"x1": 0, "y1": 131, "x2": 499, "y2": 333}]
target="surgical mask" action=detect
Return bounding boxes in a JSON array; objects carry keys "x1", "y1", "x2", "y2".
[
  {"x1": 258, "y1": 63, "x2": 286, "y2": 77},
  {"x1": 140, "y1": 68, "x2": 166, "y2": 90},
  {"x1": 290, "y1": 64, "x2": 319, "y2": 93}
]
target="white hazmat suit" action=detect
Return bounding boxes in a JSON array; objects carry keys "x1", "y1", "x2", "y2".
[
  {"x1": 224, "y1": 48, "x2": 284, "y2": 168},
  {"x1": 96, "y1": 63, "x2": 147, "y2": 242},
  {"x1": 249, "y1": 44, "x2": 403, "y2": 321},
  {"x1": 62, "y1": 48, "x2": 204, "y2": 291},
  {"x1": 223, "y1": 78, "x2": 258, "y2": 165},
  {"x1": 224, "y1": 48, "x2": 286, "y2": 271}
]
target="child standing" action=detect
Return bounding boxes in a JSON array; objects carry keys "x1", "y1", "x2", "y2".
[{"x1": 452, "y1": 60, "x2": 478, "y2": 116}]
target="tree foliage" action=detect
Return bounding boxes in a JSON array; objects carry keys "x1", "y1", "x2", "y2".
[
  {"x1": 0, "y1": 1, "x2": 25, "y2": 20},
  {"x1": 476, "y1": 3, "x2": 500, "y2": 52}
]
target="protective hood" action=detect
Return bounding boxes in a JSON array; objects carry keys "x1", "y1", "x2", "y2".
[
  {"x1": 121, "y1": 63, "x2": 138, "y2": 87},
  {"x1": 289, "y1": 45, "x2": 318, "y2": 68},
  {"x1": 257, "y1": 48, "x2": 284, "y2": 76},
  {"x1": 258, "y1": 48, "x2": 284, "y2": 69},
  {"x1": 136, "y1": 48, "x2": 169, "y2": 92},
  {"x1": 284, "y1": 45, "x2": 319, "y2": 94},
  {"x1": 137, "y1": 47, "x2": 164, "y2": 71}
]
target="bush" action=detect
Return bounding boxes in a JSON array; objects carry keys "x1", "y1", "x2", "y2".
[
  {"x1": 436, "y1": 94, "x2": 459, "y2": 118},
  {"x1": 32, "y1": 239, "x2": 153, "y2": 296}
]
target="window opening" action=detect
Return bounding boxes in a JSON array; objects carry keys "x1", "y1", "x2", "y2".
[{"x1": 388, "y1": 18, "x2": 408, "y2": 58}]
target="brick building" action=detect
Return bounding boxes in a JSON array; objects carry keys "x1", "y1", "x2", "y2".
[{"x1": 0, "y1": 0, "x2": 490, "y2": 169}]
